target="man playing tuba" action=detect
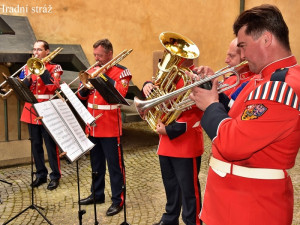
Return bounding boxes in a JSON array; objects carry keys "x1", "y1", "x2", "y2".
[{"x1": 142, "y1": 32, "x2": 204, "y2": 225}]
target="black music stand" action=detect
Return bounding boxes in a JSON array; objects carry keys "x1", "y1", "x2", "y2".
[
  {"x1": 88, "y1": 76, "x2": 130, "y2": 225},
  {"x1": 76, "y1": 159, "x2": 86, "y2": 225},
  {"x1": 2, "y1": 77, "x2": 53, "y2": 225},
  {"x1": 89, "y1": 76, "x2": 130, "y2": 106},
  {"x1": 0, "y1": 179, "x2": 12, "y2": 185}
]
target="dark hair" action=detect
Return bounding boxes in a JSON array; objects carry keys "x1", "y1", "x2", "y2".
[
  {"x1": 35, "y1": 40, "x2": 50, "y2": 50},
  {"x1": 233, "y1": 4, "x2": 290, "y2": 51},
  {"x1": 93, "y1": 39, "x2": 113, "y2": 53}
]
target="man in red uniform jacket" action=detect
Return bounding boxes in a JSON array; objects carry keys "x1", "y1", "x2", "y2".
[
  {"x1": 189, "y1": 5, "x2": 300, "y2": 225},
  {"x1": 20, "y1": 40, "x2": 63, "y2": 190},
  {"x1": 78, "y1": 39, "x2": 132, "y2": 217},
  {"x1": 144, "y1": 60, "x2": 204, "y2": 225},
  {"x1": 222, "y1": 38, "x2": 254, "y2": 99},
  {"x1": 193, "y1": 38, "x2": 255, "y2": 108}
]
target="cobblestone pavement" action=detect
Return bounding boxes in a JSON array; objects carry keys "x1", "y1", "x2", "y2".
[{"x1": 0, "y1": 121, "x2": 299, "y2": 225}]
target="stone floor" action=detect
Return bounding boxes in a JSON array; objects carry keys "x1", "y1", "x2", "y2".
[{"x1": 0, "y1": 121, "x2": 299, "y2": 225}]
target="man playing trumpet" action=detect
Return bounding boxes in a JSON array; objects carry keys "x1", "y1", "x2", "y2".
[
  {"x1": 192, "y1": 38, "x2": 255, "y2": 109},
  {"x1": 190, "y1": 5, "x2": 300, "y2": 225}
]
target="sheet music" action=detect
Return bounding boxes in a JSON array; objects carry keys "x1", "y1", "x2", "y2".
[
  {"x1": 60, "y1": 83, "x2": 95, "y2": 125},
  {"x1": 50, "y1": 99, "x2": 95, "y2": 151},
  {"x1": 33, "y1": 99, "x2": 95, "y2": 162}
]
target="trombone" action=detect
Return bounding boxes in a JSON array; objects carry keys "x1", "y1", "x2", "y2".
[
  {"x1": 50, "y1": 60, "x2": 99, "y2": 100},
  {"x1": 134, "y1": 61, "x2": 249, "y2": 119},
  {"x1": 0, "y1": 47, "x2": 63, "y2": 99},
  {"x1": 49, "y1": 49, "x2": 133, "y2": 128},
  {"x1": 75, "y1": 49, "x2": 133, "y2": 94}
]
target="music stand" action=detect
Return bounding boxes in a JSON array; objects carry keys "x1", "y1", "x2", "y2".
[
  {"x1": 88, "y1": 76, "x2": 130, "y2": 225},
  {"x1": 33, "y1": 98, "x2": 95, "y2": 225},
  {"x1": 76, "y1": 159, "x2": 86, "y2": 225},
  {"x1": 3, "y1": 77, "x2": 52, "y2": 225},
  {"x1": 0, "y1": 179, "x2": 12, "y2": 185},
  {"x1": 89, "y1": 76, "x2": 130, "y2": 106}
]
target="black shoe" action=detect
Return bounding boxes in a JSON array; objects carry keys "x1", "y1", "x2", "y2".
[
  {"x1": 106, "y1": 203, "x2": 123, "y2": 216},
  {"x1": 30, "y1": 177, "x2": 47, "y2": 188},
  {"x1": 79, "y1": 195, "x2": 105, "y2": 205},
  {"x1": 153, "y1": 221, "x2": 179, "y2": 225},
  {"x1": 47, "y1": 179, "x2": 59, "y2": 190}
]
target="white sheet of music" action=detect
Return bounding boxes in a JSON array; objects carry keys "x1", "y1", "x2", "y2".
[
  {"x1": 60, "y1": 83, "x2": 95, "y2": 125},
  {"x1": 33, "y1": 99, "x2": 95, "y2": 162}
]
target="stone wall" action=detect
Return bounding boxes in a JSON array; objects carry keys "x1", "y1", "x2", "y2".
[{"x1": 1, "y1": 0, "x2": 300, "y2": 87}]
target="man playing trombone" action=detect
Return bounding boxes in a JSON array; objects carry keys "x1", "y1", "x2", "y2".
[
  {"x1": 78, "y1": 39, "x2": 132, "y2": 217},
  {"x1": 20, "y1": 40, "x2": 63, "y2": 190}
]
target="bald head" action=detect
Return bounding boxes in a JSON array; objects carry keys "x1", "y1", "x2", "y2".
[{"x1": 224, "y1": 38, "x2": 242, "y2": 67}]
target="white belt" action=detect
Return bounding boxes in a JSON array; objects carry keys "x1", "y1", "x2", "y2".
[
  {"x1": 34, "y1": 94, "x2": 53, "y2": 100},
  {"x1": 88, "y1": 103, "x2": 119, "y2": 110},
  {"x1": 209, "y1": 156, "x2": 286, "y2": 180}
]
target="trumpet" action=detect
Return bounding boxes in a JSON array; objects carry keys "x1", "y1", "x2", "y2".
[
  {"x1": 0, "y1": 47, "x2": 63, "y2": 99},
  {"x1": 134, "y1": 61, "x2": 249, "y2": 119},
  {"x1": 76, "y1": 49, "x2": 133, "y2": 94}
]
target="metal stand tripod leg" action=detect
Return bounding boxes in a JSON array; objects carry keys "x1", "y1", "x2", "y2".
[
  {"x1": 0, "y1": 179, "x2": 12, "y2": 186},
  {"x1": 3, "y1": 146, "x2": 52, "y2": 225},
  {"x1": 77, "y1": 160, "x2": 86, "y2": 225},
  {"x1": 3, "y1": 115, "x2": 52, "y2": 225},
  {"x1": 91, "y1": 171, "x2": 99, "y2": 225},
  {"x1": 117, "y1": 108, "x2": 130, "y2": 225},
  {"x1": 119, "y1": 142, "x2": 130, "y2": 225}
]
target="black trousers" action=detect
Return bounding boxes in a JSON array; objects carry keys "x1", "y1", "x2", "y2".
[
  {"x1": 28, "y1": 124, "x2": 61, "y2": 180},
  {"x1": 159, "y1": 155, "x2": 202, "y2": 225},
  {"x1": 89, "y1": 136, "x2": 124, "y2": 206}
]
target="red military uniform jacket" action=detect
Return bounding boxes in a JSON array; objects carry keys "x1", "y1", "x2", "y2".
[
  {"x1": 200, "y1": 55, "x2": 300, "y2": 225},
  {"x1": 157, "y1": 76, "x2": 204, "y2": 158},
  {"x1": 77, "y1": 64, "x2": 131, "y2": 137},
  {"x1": 20, "y1": 62, "x2": 63, "y2": 124},
  {"x1": 223, "y1": 70, "x2": 255, "y2": 98}
]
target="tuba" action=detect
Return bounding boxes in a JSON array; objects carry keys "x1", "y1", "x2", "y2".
[{"x1": 140, "y1": 32, "x2": 200, "y2": 131}]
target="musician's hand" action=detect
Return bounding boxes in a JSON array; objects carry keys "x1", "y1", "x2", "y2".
[
  {"x1": 53, "y1": 72, "x2": 60, "y2": 79},
  {"x1": 189, "y1": 79, "x2": 219, "y2": 111},
  {"x1": 193, "y1": 66, "x2": 214, "y2": 78},
  {"x1": 143, "y1": 83, "x2": 155, "y2": 97},
  {"x1": 156, "y1": 119, "x2": 167, "y2": 135},
  {"x1": 186, "y1": 66, "x2": 215, "y2": 83}
]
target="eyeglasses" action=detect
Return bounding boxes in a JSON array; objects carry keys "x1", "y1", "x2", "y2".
[{"x1": 33, "y1": 48, "x2": 45, "y2": 52}]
